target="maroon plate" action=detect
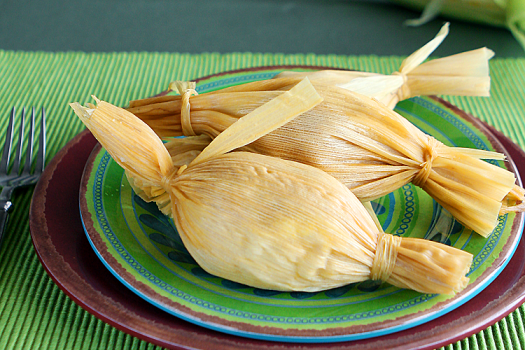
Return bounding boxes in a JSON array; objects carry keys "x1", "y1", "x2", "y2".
[{"x1": 30, "y1": 113, "x2": 525, "y2": 350}]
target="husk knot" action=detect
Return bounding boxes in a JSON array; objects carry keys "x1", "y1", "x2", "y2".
[
  {"x1": 370, "y1": 233, "x2": 401, "y2": 282},
  {"x1": 169, "y1": 81, "x2": 199, "y2": 136},
  {"x1": 413, "y1": 136, "x2": 440, "y2": 188},
  {"x1": 392, "y1": 71, "x2": 411, "y2": 102},
  {"x1": 160, "y1": 168, "x2": 179, "y2": 192}
]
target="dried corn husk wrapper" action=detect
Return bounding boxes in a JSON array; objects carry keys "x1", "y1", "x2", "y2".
[
  {"x1": 127, "y1": 77, "x2": 525, "y2": 237},
  {"x1": 275, "y1": 23, "x2": 494, "y2": 109},
  {"x1": 71, "y1": 79, "x2": 473, "y2": 295}
]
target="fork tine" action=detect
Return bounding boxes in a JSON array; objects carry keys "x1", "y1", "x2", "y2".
[
  {"x1": 13, "y1": 108, "x2": 26, "y2": 175},
  {"x1": 22, "y1": 108, "x2": 35, "y2": 174},
  {"x1": 0, "y1": 108, "x2": 16, "y2": 175},
  {"x1": 34, "y1": 108, "x2": 46, "y2": 174}
]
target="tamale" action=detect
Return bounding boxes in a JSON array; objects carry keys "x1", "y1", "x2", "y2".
[
  {"x1": 127, "y1": 77, "x2": 524, "y2": 237},
  {"x1": 70, "y1": 79, "x2": 473, "y2": 295},
  {"x1": 275, "y1": 23, "x2": 494, "y2": 109}
]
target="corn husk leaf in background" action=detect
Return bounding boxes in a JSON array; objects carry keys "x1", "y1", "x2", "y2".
[
  {"x1": 391, "y1": 0, "x2": 525, "y2": 52},
  {"x1": 70, "y1": 81, "x2": 473, "y2": 295},
  {"x1": 276, "y1": 23, "x2": 494, "y2": 109},
  {"x1": 128, "y1": 77, "x2": 525, "y2": 237}
]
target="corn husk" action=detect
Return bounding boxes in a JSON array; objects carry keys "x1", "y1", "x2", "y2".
[
  {"x1": 390, "y1": 0, "x2": 525, "y2": 52},
  {"x1": 392, "y1": 0, "x2": 506, "y2": 27},
  {"x1": 70, "y1": 79, "x2": 473, "y2": 294},
  {"x1": 274, "y1": 23, "x2": 493, "y2": 109},
  {"x1": 127, "y1": 77, "x2": 524, "y2": 237}
]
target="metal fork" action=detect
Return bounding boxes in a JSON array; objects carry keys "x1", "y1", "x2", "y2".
[{"x1": 0, "y1": 107, "x2": 46, "y2": 244}]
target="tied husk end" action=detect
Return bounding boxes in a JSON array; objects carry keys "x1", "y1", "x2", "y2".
[
  {"x1": 387, "y1": 237, "x2": 472, "y2": 294},
  {"x1": 70, "y1": 98, "x2": 179, "y2": 215},
  {"x1": 372, "y1": 233, "x2": 472, "y2": 295},
  {"x1": 275, "y1": 24, "x2": 493, "y2": 108}
]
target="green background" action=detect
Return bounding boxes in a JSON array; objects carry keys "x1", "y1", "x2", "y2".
[{"x1": 1, "y1": 0, "x2": 524, "y2": 58}]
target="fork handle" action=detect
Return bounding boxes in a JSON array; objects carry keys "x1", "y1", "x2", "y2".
[{"x1": 0, "y1": 200, "x2": 13, "y2": 244}]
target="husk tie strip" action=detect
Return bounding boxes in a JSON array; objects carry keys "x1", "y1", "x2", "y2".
[
  {"x1": 371, "y1": 233, "x2": 401, "y2": 282},
  {"x1": 413, "y1": 136, "x2": 439, "y2": 188},
  {"x1": 169, "y1": 81, "x2": 198, "y2": 136},
  {"x1": 392, "y1": 71, "x2": 411, "y2": 104}
]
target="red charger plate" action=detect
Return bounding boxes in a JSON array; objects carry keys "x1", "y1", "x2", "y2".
[{"x1": 29, "y1": 111, "x2": 525, "y2": 350}]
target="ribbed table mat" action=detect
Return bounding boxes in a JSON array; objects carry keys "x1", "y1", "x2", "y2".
[{"x1": 0, "y1": 50, "x2": 524, "y2": 349}]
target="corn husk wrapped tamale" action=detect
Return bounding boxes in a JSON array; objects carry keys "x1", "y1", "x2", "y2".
[
  {"x1": 127, "y1": 77, "x2": 525, "y2": 237},
  {"x1": 275, "y1": 23, "x2": 494, "y2": 109},
  {"x1": 70, "y1": 79, "x2": 473, "y2": 295}
]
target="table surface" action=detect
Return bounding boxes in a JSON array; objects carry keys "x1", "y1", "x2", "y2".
[
  {"x1": 2, "y1": 0, "x2": 524, "y2": 57},
  {"x1": 2, "y1": 1, "x2": 525, "y2": 349}
]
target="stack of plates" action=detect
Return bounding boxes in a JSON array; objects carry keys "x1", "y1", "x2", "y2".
[{"x1": 30, "y1": 68, "x2": 525, "y2": 350}]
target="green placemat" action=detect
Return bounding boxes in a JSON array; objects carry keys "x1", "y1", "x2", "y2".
[{"x1": 0, "y1": 50, "x2": 524, "y2": 349}]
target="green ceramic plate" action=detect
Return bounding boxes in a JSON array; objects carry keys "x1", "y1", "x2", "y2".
[{"x1": 79, "y1": 67, "x2": 524, "y2": 343}]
